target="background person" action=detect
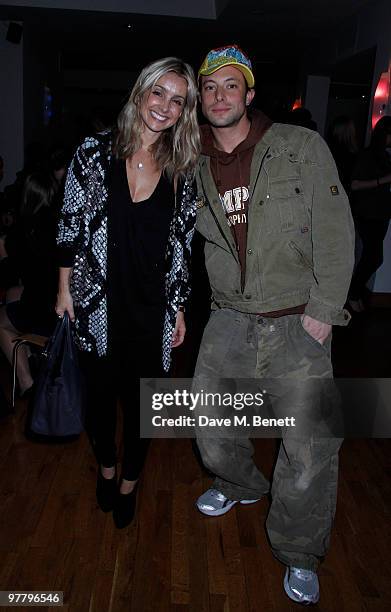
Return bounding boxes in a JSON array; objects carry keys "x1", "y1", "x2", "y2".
[
  {"x1": 0, "y1": 172, "x2": 59, "y2": 396},
  {"x1": 327, "y1": 115, "x2": 359, "y2": 198},
  {"x1": 349, "y1": 115, "x2": 391, "y2": 311}
]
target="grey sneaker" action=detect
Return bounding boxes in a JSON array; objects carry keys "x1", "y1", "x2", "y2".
[
  {"x1": 284, "y1": 567, "x2": 320, "y2": 605},
  {"x1": 196, "y1": 487, "x2": 261, "y2": 516}
]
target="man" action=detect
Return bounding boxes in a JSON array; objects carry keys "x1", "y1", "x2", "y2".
[{"x1": 193, "y1": 45, "x2": 354, "y2": 605}]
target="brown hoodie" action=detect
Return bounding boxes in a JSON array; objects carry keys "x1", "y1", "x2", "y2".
[{"x1": 200, "y1": 110, "x2": 273, "y2": 289}]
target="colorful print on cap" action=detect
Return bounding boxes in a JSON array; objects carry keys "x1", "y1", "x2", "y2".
[{"x1": 198, "y1": 44, "x2": 255, "y2": 88}]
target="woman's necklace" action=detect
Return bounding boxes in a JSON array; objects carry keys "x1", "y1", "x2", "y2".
[
  {"x1": 127, "y1": 158, "x2": 145, "y2": 171},
  {"x1": 128, "y1": 148, "x2": 153, "y2": 171}
]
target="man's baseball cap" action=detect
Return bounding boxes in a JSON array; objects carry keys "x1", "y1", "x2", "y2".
[{"x1": 198, "y1": 44, "x2": 255, "y2": 88}]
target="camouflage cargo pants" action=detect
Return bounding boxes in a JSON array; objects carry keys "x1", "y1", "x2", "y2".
[{"x1": 193, "y1": 308, "x2": 341, "y2": 571}]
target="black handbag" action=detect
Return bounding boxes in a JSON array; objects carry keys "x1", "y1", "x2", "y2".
[{"x1": 29, "y1": 312, "x2": 84, "y2": 437}]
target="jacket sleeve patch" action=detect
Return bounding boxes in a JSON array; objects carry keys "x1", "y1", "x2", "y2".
[{"x1": 330, "y1": 185, "x2": 339, "y2": 196}]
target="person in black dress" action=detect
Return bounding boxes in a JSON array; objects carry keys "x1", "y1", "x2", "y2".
[
  {"x1": 0, "y1": 172, "x2": 58, "y2": 395},
  {"x1": 56, "y1": 57, "x2": 200, "y2": 528},
  {"x1": 327, "y1": 115, "x2": 359, "y2": 198},
  {"x1": 349, "y1": 116, "x2": 391, "y2": 311}
]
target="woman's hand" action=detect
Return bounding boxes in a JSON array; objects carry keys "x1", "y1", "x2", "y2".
[
  {"x1": 55, "y1": 290, "x2": 75, "y2": 322},
  {"x1": 171, "y1": 310, "x2": 186, "y2": 348},
  {"x1": 56, "y1": 267, "x2": 75, "y2": 321}
]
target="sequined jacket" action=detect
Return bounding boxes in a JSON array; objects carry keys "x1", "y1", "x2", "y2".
[{"x1": 57, "y1": 132, "x2": 196, "y2": 371}]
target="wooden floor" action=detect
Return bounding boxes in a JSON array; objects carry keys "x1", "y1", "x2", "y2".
[{"x1": 0, "y1": 309, "x2": 391, "y2": 611}]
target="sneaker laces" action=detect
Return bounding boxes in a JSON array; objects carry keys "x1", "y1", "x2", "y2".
[
  {"x1": 209, "y1": 489, "x2": 228, "y2": 502},
  {"x1": 291, "y1": 567, "x2": 315, "y2": 582}
]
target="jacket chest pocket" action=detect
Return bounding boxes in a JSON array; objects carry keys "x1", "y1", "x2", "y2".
[{"x1": 265, "y1": 179, "x2": 307, "y2": 233}]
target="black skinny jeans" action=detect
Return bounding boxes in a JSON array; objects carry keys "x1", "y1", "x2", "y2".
[
  {"x1": 350, "y1": 217, "x2": 390, "y2": 300},
  {"x1": 80, "y1": 339, "x2": 165, "y2": 481}
]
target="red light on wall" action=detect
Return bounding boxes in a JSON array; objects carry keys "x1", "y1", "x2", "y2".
[
  {"x1": 374, "y1": 84, "x2": 387, "y2": 99},
  {"x1": 292, "y1": 97, "x2": 302, "y2": 110},
  {"x1": 372, "y1": 71, "x2": 390, "y2": 129}
]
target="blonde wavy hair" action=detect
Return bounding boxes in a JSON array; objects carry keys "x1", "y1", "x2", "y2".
[{"x1": 113, "y1": 57, "x2": 200, "y2": 178}]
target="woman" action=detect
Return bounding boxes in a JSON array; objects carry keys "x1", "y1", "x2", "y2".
[
  {"x1": 327, "y1": 115, "x2": 359, "y2": 197},
  {"x1": 0, "y1": 172, "x2": 58, "y2": 396},
  {"x1": 56, "y1": 57, "x2": 200, "y2": 528},
  {"x1": 349, "y1": 116, "x2": 391, "y2": 311}
]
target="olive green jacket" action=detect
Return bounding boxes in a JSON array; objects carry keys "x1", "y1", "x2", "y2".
[{"x1": 195, "y1": 123, "x2": 355, "y2": 325}]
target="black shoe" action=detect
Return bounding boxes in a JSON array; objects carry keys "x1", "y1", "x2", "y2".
[
  {"x1": 96, "y1": 466, "x2": 117, "y2": 513},
  {"x1": 113, "y1": 483, "x2": 138, "y2": 529}
]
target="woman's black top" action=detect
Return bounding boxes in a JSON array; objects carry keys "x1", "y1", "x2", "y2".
[
  {"x1": 329, "y1": 144, "x2": 357, "y2": 197},
  {"x1": 351, "y1": 148, "x2": 391, "y2": 220},
  {"x1": 106, "y1": 158, "x2": 174, "y2": 356},
  {"x1": 5, "y1": 207, "x2": 58, "y2": 335}
]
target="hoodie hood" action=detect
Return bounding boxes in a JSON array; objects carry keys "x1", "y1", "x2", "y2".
[{"x1": 200, "y1": 109, "x2": 273, "y2": 158}]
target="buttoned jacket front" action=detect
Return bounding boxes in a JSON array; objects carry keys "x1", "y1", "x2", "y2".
[{"x1": 196, "y1": 122, "x2": 355, "y2": 325}]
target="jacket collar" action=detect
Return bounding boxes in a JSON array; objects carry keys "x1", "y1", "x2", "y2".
[{"x1": 198, "y1": 158, "x2": 238, "y2": 259}]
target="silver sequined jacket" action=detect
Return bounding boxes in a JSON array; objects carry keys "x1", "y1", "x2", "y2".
[{"x1": 57, "y1": 132, "x2": 197, "y2": 371}]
